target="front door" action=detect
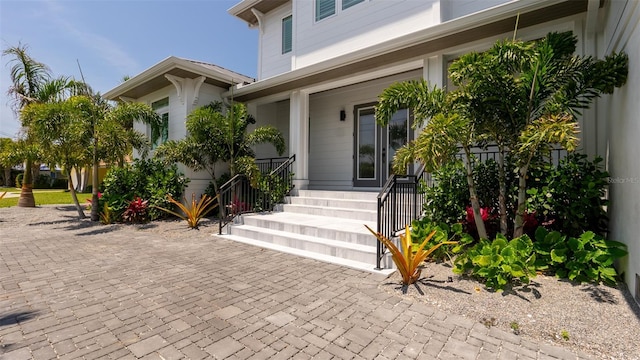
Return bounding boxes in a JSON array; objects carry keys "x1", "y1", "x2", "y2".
[{"x1": 354, "y1": 104, "x2": 411, "y2": 188}]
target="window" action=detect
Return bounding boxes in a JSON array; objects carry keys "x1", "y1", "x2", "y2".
[
  {"x1": 151, "y1": 97, "x2": 169, "y2": 149},
  {"x1": 316, "y1": 0, "x2": 335, "y2": 21},
  {"x1": 282, "y1": 15, "x2": 292, "y2": 54},
  {"x1": 342, "y1": 0, "x2": 363, "y2": 10}
]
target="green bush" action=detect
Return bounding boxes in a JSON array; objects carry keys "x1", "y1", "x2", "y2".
[
  {"x1": 453, "y1": 233, "x2": 537, "y2": 291},
  {"x1": 15, "y1": 173, "x2": 23, "y2": 188},
  {"x1": 527, "y1": 154, "x2": 609, "y2": 237},
  {"x1": 100, "y1": 159, "x2": 189, "y2": 222},
  {"x1": 533, "y1": 227, "x2": 627, "y2": 285},
  {"x1": 422, "y1": 161, "x2": 468, "y2": 225},
  {"x1": 410, "y1": 218, "x2": 473, "y2": 262}
]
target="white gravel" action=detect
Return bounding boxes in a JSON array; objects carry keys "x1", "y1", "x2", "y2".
[{"x1": 380, "y1": 261, "x2": 640, "y2": 360}]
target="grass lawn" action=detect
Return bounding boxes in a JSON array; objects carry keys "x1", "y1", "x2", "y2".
[{"x1": 0, "y1": 188, "x2": 92, "y2": 208}]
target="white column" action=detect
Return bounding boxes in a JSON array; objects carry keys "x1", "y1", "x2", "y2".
[{"x1": 289, "y1": 90, "x2": 309, "y2": 191}]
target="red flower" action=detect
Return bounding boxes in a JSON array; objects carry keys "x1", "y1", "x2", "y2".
[{"x1": 466, "y1": 206, "x2": 490, "y2": 223}]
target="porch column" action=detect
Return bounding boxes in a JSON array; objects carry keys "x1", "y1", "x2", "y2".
[{"x1": 289, "y1": 90, "x2": 309, "y2": 191}]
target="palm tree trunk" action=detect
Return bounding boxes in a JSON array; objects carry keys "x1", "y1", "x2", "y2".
[
  {"x1": 3, "y1": 167, "x2": 11, "y2": 187},
  {"x1": 463, "y1": 146, "x2": 488, "y2": 239},
  {"x1": 497, "y1": 146, "x2": 508, "y2": 235},
  {"x1": 513, "y1": 164, "x2": 528, "y2": 238},
  {"x1": 67, "y1": 168, "x2": 86, "y2": 219},
  {"x1": 18, "y1": 158, "x2": 35, "y2": 207}
]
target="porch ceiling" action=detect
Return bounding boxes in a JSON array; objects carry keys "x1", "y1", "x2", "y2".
[{"x1": 231, "y1": 0, "x2": 588, "y2": 103}]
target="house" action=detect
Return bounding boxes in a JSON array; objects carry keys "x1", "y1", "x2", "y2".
[{"x1": 105, "y1": 0, "x2": 639, "y2": 302}]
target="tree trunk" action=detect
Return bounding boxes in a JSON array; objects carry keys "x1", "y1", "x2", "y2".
[
  {"x1": 497, "y1": 147, "x2": 509, "y2": 235},
  {"x1": 90, "y1": 148, "x2": 99, "y2": 221},
  {"x1": 3, "y1": 167, "x2": 11, "y2": 187},
  {"x1": 463, "y1": 147, "x2": 488, "y2": 239},
  {"x1": 513, "y1": 164, "x2": 529, "y2": 238},
  {"x1": 75, "y1": 168, "x2": 83, "y2": 192},
  {"x1": 32, "y1": 162, "x2": 40, "y2": 184},
  {"x1": 67, "y1": 168, "x2": 86, "y2": 219},
  {"x1": 18, "y1": 158, "x2": 35, "y2": 207}
]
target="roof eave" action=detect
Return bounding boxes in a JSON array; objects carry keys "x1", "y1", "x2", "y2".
[{"x1": 225, "y1": 0, "x2": 582, "y2": 101}]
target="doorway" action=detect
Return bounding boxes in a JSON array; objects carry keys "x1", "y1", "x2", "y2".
[{"x1": 353, "y1": 103, "x2": 411, "y2": 188}]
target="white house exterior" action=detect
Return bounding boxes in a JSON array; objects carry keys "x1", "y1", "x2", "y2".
[
  {"x1": 104, "y1": 56, "x2": 254, "y2": 196},
  {"x1": 105, "y1": 0, "x2": 639, "y2": 301}
]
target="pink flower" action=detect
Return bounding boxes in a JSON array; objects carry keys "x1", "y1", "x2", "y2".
[{"x1": 466, "y1": 206, "x2": 491, "y2": 223}]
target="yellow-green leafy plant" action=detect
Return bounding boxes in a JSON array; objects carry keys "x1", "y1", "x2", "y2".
[
  {"x1": 365, "y1": 224, "x2": 457, "y2": 285},
  {"x1": 154, "y1": 194, "x2": 218, "y2": 229},
  {"x1": 99, "y1": 202, "x2": 113, "y2": 225}
]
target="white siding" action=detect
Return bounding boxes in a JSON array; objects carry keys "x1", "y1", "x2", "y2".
[
  {"x1": 252, "y1": 100, "x2": 291, "y2": 158},
  {"x1": 308, "y1": 69, "x2": 422, "y2": 189},
  {"x1": 440, "y1": 0, "x2": 511, "y2": 21},
  {"x1": 259, "y1": 2, "x2": 294, "y2": 79},
  {"x1": 601, "y1": 0, "x2": 640, "y2": 304},
  {"x1": 294, "y1": 0, "x2": 440, "y2": 70}
]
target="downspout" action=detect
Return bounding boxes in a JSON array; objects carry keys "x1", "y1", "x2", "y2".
[{"x1": 251, "y1": 8, "x2": 265, "y2": 80}]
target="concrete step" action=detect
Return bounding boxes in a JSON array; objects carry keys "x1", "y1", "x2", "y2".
[
  {"x1": 282, "y1": 204, "x2": 377, "y2": 222},
  {"x1": 296, "y1": 190, "x2": 378, "y2": 201},
  {"x1": 289, "y1": 196, "x2": 378, "y2": 211},
  {"x1": 242, "y1": 212, "x2": 376, "y2": 246},
  {"x1": 224, "y1": 228, "x2": 395, "y2": 274}
]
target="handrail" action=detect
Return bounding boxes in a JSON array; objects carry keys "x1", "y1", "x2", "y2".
[
  {"x1": 218, "y1": 155, "x2": 295, "y2": 234},
  {"x1": 376, "y1": 163, "x2": 427, "y2": 270}
]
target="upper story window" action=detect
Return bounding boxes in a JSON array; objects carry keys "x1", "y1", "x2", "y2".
[
  {"x1": 151, "y1": 97, "x2": 169, "y2": 149},
  {"x1": 342, "y1": 0, "x2": 364, "y2": 10},
  {"x1": 316, "y1": 0, "x2": 335, "y2": 21},
  {"x1": 316, "y1": 0, "x2": 365, "y2": 22},
  {"x1": 282, "y1": 15, "x2": 292, "y2": 54}
]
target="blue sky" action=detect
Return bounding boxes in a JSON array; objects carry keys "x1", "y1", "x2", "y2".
[{"x1": 0, "y1": 0, "x2": 258, "y2": 138}]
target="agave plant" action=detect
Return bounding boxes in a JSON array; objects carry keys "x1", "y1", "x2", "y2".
[
  {"x1": 365, "y1": 224, "x2": 457, "y2": 285},
  {"x1": 154, "y1": 193, "x2": 218, "y2": 229}
]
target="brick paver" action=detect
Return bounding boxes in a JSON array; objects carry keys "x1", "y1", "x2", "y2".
[{"x1": 0, "y1": 206, "x2": 590, "y2": 359}]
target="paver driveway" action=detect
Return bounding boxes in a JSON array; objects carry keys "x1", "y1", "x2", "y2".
[{"x1": 0, "y1": 206, "x2": 589, "y2": 359}]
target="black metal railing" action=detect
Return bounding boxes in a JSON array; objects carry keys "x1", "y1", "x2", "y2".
[
  {"x1": 218, "y1": 155, "x2": 295, "y2": 234},
  {"x1": 376, "y1": 163, "x2": 427, "y2": 269},
  {"x1": 374, "y1": 145, "x2": 567, "y2": 269}
]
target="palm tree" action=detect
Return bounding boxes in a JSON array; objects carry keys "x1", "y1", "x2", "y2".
[
  {"x1": 155, "y1": 101, "x2": 285, "y2": 196},
  {"x1": 376, "y1": 81, "x2": 489, "y2": 239},
  {"x1": 3, "y1": 44, "x2": 50, "y2": 206},
  {"x1": 451, "y1": 31, "x2": 628, "y2": 237},
  {"x1": 3, "y1": 43, "x2": 81, "y2": 207}
]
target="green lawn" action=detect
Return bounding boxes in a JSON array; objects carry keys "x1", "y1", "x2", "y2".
[{"x1": 0, "y1": 188, "x2": 92, "y2": 208}]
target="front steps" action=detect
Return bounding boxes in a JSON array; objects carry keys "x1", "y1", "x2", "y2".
[{"x1": 220, "y1": 190, "x2": 394, "y2": 274}]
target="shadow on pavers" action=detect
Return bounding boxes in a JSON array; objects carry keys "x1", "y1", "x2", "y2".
[{"x1": 0, "y1": 310, "x2": 40, "y2": 327}]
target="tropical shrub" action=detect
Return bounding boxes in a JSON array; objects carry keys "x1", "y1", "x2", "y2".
[
  {"x1": 122, "y1": 197, "x2": 149, "y2": 223},
  {"x1": 100, "y1": 158, "x2": 188, "y2": 221},
  {"x1": 527, "y1": 154, "x2": 609, "y2": 237},
  {"x1": 453, "y1": 234, "x2": 537, "y2": 291},
  {"x1": 366, "y1": 224, "x2": 457, "y2": 285},
  {"x1": 533, "y1": 227, "x2": 627, "y2": 285},
  {"x1": 154, "y1": 194, "x2": 218, "y2": 229},
  {"x1": 410, "y1": 219, "x2": 473, "y2": 262}
]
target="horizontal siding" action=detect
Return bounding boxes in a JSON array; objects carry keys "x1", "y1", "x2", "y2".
[
  {"x1": 441, "y1": 0, "x2": 511, "y2": 21},
  {"x1": 260, "y1": 2, "x2": 293, "y2": 79},
  {"x1": 294, "y1": 0, "x2": 440, "y2": 69},
  {"x1": 308, "y1": 70, "x2": 422, "y2": 187}
]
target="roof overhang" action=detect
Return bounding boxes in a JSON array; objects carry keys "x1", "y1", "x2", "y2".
[
  {"x1": 229, "y1": 0, "x2": 289, "y2": 27},
  {"x1": 104, "y1": 56, "x2": 254, "y2": 101},
  {"x1": 226, "y1": 0, "x2": 588, "y2": 102}
]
